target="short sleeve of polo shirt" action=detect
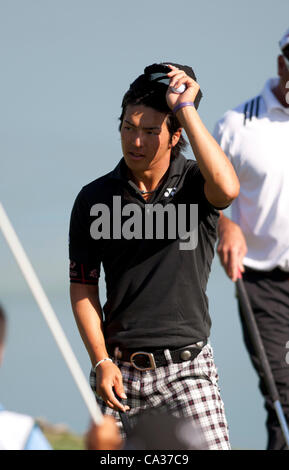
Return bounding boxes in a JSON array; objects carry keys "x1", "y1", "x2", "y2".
[
  {"x1": 185, "y1": 160, "x2": 226, "y2": 215},
  {"x1": 69, "y1": 189, "x2": 101, "y2": 285},
  {"x1": 213, "y1": 115, "x2": 242, "y2": 176},
  {"x1": 213, "y1": 119, "x2": 232, "y2": 159}
]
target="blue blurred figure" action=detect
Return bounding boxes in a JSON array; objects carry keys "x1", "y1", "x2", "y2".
[{"x1": 0, "y1": 305, "x2": 51, "y2": 450}]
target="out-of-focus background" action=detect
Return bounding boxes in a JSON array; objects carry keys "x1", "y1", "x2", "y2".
[{"x1": 1, "y1": 0, "x2": 288, "y2": 449}]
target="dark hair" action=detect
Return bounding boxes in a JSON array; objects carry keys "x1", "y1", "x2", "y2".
[
  {"x1": 0, "y1": 304, "x2": 6, "y2": 344},
  {"x1": 119, "y1": 62, "x2": 203, "y2": 159}
]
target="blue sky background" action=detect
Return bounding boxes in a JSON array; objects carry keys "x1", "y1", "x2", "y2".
[{"x1": 1, "y1": 0, "x2": 288, "y2": 449}]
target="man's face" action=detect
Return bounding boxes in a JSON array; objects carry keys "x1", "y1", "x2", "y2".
[{"x1": 120, "y1": 104, "x2": 177, "y2": 173}]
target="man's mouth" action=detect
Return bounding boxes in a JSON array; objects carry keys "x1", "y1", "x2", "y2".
[{"x1": 128, "y1": 152, "x2": 145, "y2": 160}]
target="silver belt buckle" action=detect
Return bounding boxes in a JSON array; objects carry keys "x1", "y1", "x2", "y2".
[{"x1": 130, "y1": 351, "x2": 157, "y2": 371}]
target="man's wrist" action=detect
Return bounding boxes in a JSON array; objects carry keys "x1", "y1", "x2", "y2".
[
  {"x1": 93, "y1": 357, "x2": 113, "y2": 372},
  {"x1": 172, "y1": 101, "x2": 195, "y2": 115},
  {"x1": 217, "y1": 211, "x2": 230, "y2": 233},
  {"x1": 173, "y1": 103, "x2": 198, "y2": 130},
  {"x1": 218, "y1": 215, "x2": 240, "y2": 238},
  {"x1": 217, "y1": 213, "x2": 229, "y2": 236}
]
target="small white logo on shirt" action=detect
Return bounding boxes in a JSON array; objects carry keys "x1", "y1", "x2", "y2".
[{"x1": 164, "y1": 187, "x2": 177, "y2": 197}]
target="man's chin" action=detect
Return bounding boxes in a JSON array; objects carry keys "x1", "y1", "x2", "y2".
[{"x1": 124, "y1": 156, "x2": 149, "y2": 171}]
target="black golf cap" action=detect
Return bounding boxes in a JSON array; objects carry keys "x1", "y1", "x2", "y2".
[{"x1": 122, "y1": 62, "x2": 203, "y2": 111}]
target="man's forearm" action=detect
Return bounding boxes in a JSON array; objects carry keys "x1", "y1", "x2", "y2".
[
  {"x1": 176, "y1": 106, "x2": 240, "y2": 207},
  {"x1": 216, "y1": 211, "x2": 247, "y2": 281},
  {"x1": 217, "y1": 211, "x2": 232, "y2": 236},
  {"x1": 70, "y1": 283, "x2": 129, "y2": 412},
  {"x1": 70, "y1": 283, "x2": 109, "y2": 367}
]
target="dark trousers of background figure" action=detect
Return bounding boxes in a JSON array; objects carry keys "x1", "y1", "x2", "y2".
[{"x1": 237, "y1": 268, "x2": 289, "y2": 450}]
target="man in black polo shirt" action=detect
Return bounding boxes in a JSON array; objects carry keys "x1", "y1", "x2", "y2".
[{"x1": 69, "y1": 63, "x2": 239, "y2": 450}]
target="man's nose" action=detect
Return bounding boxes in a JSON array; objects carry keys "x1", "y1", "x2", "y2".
[{"x1": 133, "y1": 133, "x2": 143, "y2": 147}]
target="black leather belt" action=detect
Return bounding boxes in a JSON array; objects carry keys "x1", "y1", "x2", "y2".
[{"x1": 107, "y1": 340, "x2": 207, "y2": 371}]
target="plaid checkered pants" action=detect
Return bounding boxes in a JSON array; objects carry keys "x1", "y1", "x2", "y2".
[{"x1": 90, "y1": 344, "x2": 230, "y2": 450}]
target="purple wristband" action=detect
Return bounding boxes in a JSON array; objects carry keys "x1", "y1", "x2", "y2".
[{"x1": 172, "y1": 101, "x2": 195, "y2": 114}]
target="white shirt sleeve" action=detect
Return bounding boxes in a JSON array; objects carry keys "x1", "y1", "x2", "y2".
[{"x1": 213, "y1": 119, "x2": 232, "y2": 160}]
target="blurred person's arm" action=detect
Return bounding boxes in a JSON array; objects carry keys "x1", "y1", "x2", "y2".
[
  {"x1": 217, "y1": 211, "x2": 247, "y2": 282},
  {"x1": 70, "y1": 283, "x2": 128, "y2": 412},
  {"x1": 85, "y1": 416, "x2": 122, "y2": 450}
]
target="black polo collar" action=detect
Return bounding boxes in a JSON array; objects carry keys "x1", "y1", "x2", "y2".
[{"x1": 109, "y1": 154, "x2": 187, "y2": 182}]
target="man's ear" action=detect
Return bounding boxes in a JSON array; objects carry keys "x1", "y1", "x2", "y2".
[
  {"x1": 170, "y1": 128, "x2": 182, "y2": 148},
  {"x1": 278, "y1": 54, "x2": 287, "y2": 77}
]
